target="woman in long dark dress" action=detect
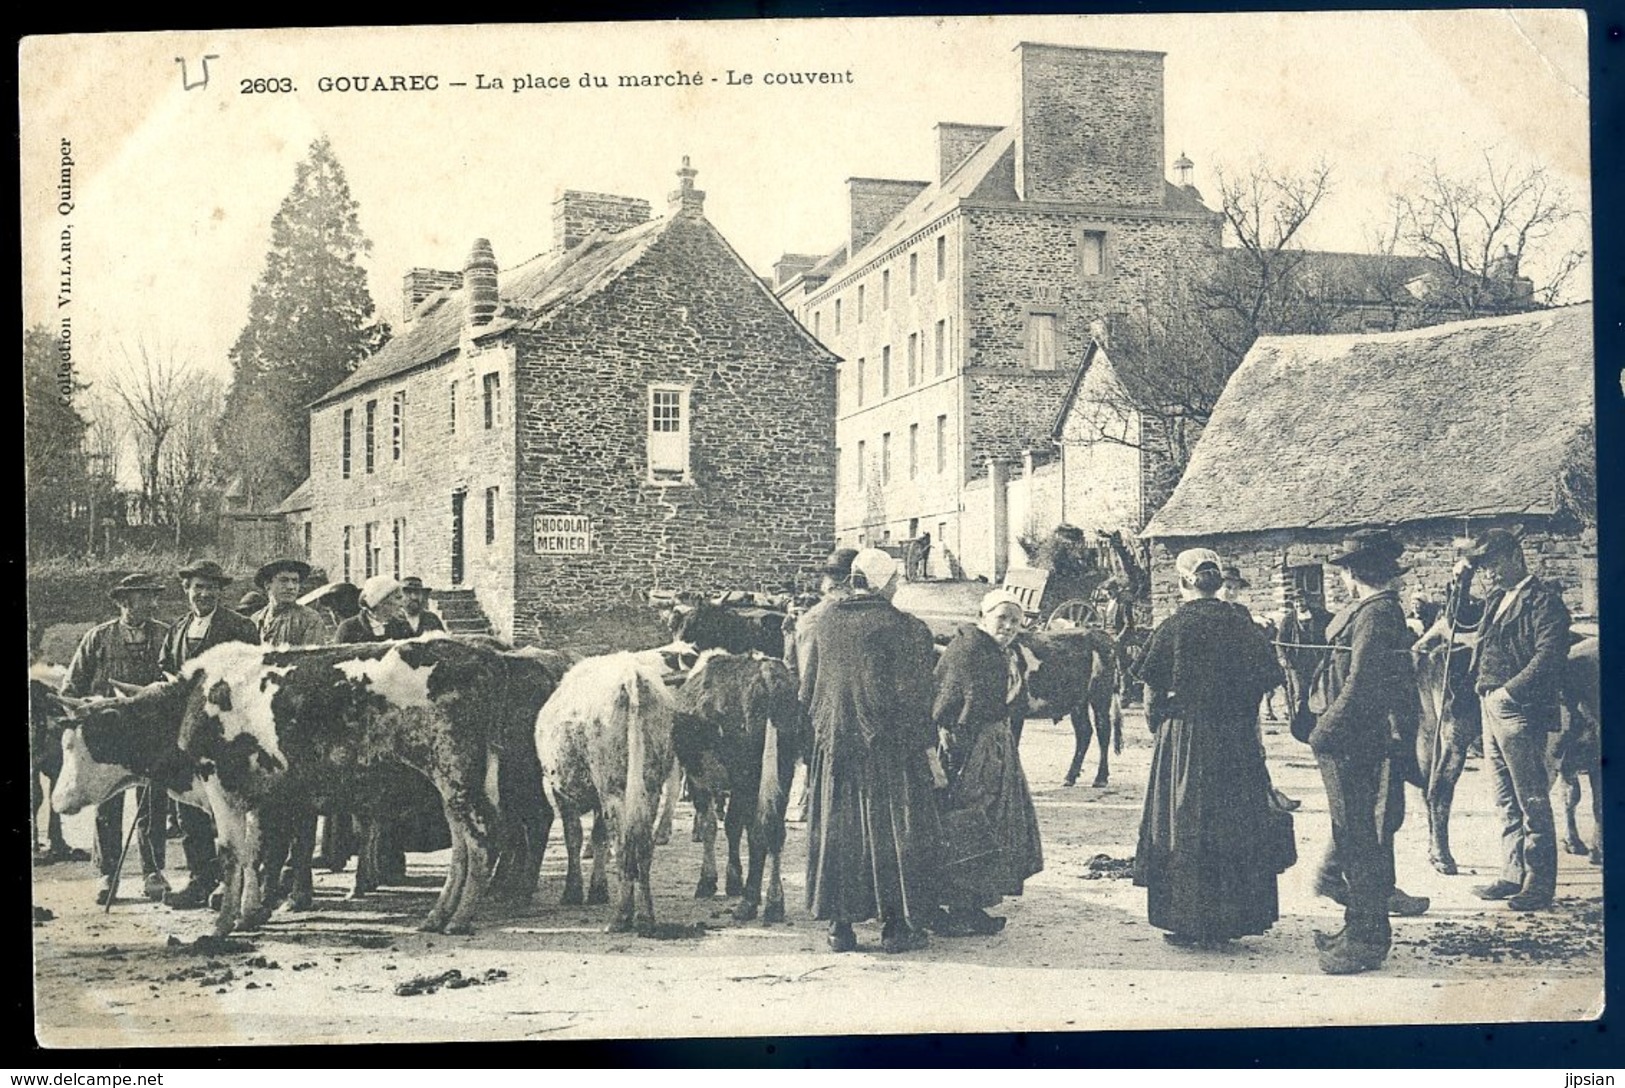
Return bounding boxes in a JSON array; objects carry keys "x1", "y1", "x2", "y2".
[
  {"x1": 1133, "y1": 548, "x2": 1286, "y2": 947},
  {"x1": 932, "y1": 589, "x2": 1045, "y2": 936}
]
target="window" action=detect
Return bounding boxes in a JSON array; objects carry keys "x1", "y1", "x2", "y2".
[
  {"x1": 881, "y1": 432, "x2": 892, "y2": 485},
  {"x1": 484, "y1": 487, "x2": 499, "y2": 545},
  {"x1": 881, "y1": 269, "x2": 890, "y2": 310},
  {"x1": 908, "y1": 252, "x2": 918, "y2": 295},
  {"x1": 857, "y1": 440, "x2": 866, "y2": 487},
  {"x1": 391, "y1": 517, "x2": 404, "y2": 580},
  {"x1": 908, "y1": 423, "x2": 919, "y2": 480},
  {"x1": 936, "y1": 235, "x2": 946, "y2": 280},
  {"x1": 364, "y1": 400, "x2": 377, "y2": 473},
  {"x1": 342, "y1": 526, "x2": 353, "y2": 583},
  {"x1": 341, "y1": 409, "x2": 353, "y2": 479},
  {"x1": 881, "y1": 346, "x2": 891, "y2": 397},
  {"x1": 1080, "y1": 230, "x2": 1106, "y2": 277},
  {"x1": 448, "y1": 381, "x2": 458, "y2": 434},
  {"x1": 1026, "y1": 313, "x2": 1058, "y2": 371},
  {"x1": 482, "y1": 372, "x2": 502, "y2": 430},
  {"x1": 302, "y1": 521, "x2": 312, "y2": 559},
  {"x1": 834, "y1": 298, "x2": 842, "y2": 334},
  {"x1": 392, "y1": 391, "x2": 407, "y2": 462},
  {"x1": 934, "y1": 320, "x2": 947, "y2": 377},
  {"x1": 648, "y1": 385, "x2": 691, "y2": 483},
  {"x1": 936, "y1": 414, "x2": 948, "y2": 474},
  {"x1": 857, "y1": 285, "x2": 865, "y2": 323},
  {"x1": 813, "y1": 310, "x2": 821, "y2": 338},
  {"x1": 856, "y1": 358, "x2": 865, "y2": 406},
  {"x1": 363, "y1": 522, "x2": 378, "y2": 579},
  {"x1": 907, "y1": 333, "x2": 919, "y2": 386}
]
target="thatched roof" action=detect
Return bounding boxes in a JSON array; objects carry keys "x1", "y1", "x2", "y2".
[{"x1": 1142, "y1": 304, "x2": 1594, "y2": 539}]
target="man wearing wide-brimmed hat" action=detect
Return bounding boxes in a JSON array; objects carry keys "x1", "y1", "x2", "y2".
[
  {"x1": 61, "y1": 574, "x2": 172, "y2": 905},
  {"x1": 156, "y1": 560, "x2": 261, "y2": 909},
  {"x1": 250, "y1": 558, "x2": 330, "y2": 647},
  {"x1": 1464, "y1": 528, "x2": 1571, "y2": 913},
  {"x1": 398, "y1": 577, "x2": 445, "y2": 635},
  {"x1": 1307, "y1": 528, "x2": 1429, "y2": 975}
]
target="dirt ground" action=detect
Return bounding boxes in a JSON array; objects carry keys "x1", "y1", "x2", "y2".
[{"x1": 31, "y1": 708, "x2": 1604, "y2": 1048}]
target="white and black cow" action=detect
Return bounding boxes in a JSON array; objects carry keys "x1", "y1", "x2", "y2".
[
  {"x1": 534, "y1": 652, "x2": 678, "y2": 934},
  {"x1": 672, "y1": 601, "x2": 788, "y2": 659},
  {"x1": 671, "y1": 650, "x2": 807, "y2": 923},
  {"x1": 53, "y1": 638, "x2": 508, "y2": 936}
]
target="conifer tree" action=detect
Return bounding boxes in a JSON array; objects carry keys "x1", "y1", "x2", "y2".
[{"x1": 220, "y1": 136, "x2": 388, "y2": 508}]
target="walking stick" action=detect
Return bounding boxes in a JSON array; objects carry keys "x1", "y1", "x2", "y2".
[{"x1": 103, "y1": 783, "x2": 147, "y2": 913}]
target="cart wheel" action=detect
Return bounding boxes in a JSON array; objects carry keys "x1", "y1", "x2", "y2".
[{"x1": 1046, "y1": 600, "x2": 1097, "y2": 630}]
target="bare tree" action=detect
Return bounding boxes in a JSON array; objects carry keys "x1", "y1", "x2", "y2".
[
  {"x1": 1394, "y1": 152, "x2": 1587, "y2": 314},
  {"x1": 109, "y1": 341, "x2": 187, "y2": 526},
  {"x1": 157, "y1": 374, "x2": 225, "y2": 546}
]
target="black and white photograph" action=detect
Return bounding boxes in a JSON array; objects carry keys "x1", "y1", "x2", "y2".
[{"x1": 19, "y1": 12, "x2": 1600, "y2": 1048}]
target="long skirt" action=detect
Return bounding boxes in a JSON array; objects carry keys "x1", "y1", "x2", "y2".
[
  {"x1": 941, "y1": 722, "x2": 1044, "y2": 908},
  {"x1": 805, "y1": 737, "x2": 941, "y2": 925},
  {"x1": 1133, "y1": 713, "x2": 1279, "y2": 940}
]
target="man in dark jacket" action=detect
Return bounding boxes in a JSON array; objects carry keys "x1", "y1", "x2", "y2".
[
  {"x1": 1466, "y1": 529, "x2": 1571, "y2": 912},
  {"x1": 158, "y1": 561, "x2": 261, "y2": 908},
  {"x1": 399, "y1": 577, "x2": 446, "y2": 635},
  {"x1": 1308, "y1": 529, "x2": 1427, "y2": 975}
]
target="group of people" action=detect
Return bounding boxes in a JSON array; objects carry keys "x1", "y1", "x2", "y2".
[
  {"x1": 56, "y1": 558, "x2": 447, "y2": 909},
  {"x1": 788, "y1": 547, "x2": 1045, "y2": 953},
  {"x1": 1132, "y1": 527, "x2": 1572, "y2": 975}
]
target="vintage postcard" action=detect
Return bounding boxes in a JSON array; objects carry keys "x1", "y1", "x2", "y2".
[{"x1": 22, "y1": 13, "x2": 1599, "y2": 1049}]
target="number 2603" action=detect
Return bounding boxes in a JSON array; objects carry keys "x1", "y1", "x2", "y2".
[{"x1": 240, "y1": 77, "x2": 295, "y2": 93}]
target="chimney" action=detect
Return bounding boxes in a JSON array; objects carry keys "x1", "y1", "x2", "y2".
[
  {"x1": 848, "y1": 178, "x2": 930, "y2": 256},
  {"x1": 1173, "y1": 152, "x2": 1194, "y2": 189},
  {"x1": 463, "y1": 238, "x2": 498, "y2": 328},
  {"x1": 668, "y1": 156, "x2": 705, "y2": 218},
  {"x1": 551, "y1": 190, "x2": 653, "y2": 252},
  {"x1": 935, "y1": 122, "x2": 1004, "y2": 183},
  {"x1": 401, "y1": 267, "x2": 463, "y2": 324},
  {"x1": 1014, "y1": 42, "x2": 1166, "y2": 208},
  {"x1": 773, "y1": 253, "x2": 822, "y2": 287}
]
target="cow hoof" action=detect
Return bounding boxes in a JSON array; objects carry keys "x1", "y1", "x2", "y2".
[
  {"x1": 1590, "y1": 850, "x2": 1604, "y2": 867},
  {"x1": 212, "y1": 918, "x2": 237, "y2": 938},
  {"x1": 733, "y1": 900, "x2": 758, "y2": 922},
  {"x1": 653, "y1": 831, "x2": 671, "y2": 846},
  {"x1": 239, "y1": 909, "x2": 270, "y2": 931},
  {"x1": 586, "y1": 887, "x2": 610, "y2": 906},
  {"x1": 417, "y1": 917, "x2": 447, "y2": 933},
  {"x1": 725, "y1": 876, "x2": 744, "y2": 898},
  {"x1": 1062, "y1": 778, "x2": 1077, "y2": 789},
  {"x1": 445, "y1": 921, "x2": 474, "y2": 936},
  {"x1": 605, "y1": 917, "x2": 633, "y2": 934},
  {"x1": 694, "y1": 876, "x2": 718, "y2": 899},
  {"x1": 1564, "y1": 837, "x2": 1589, "y2": 857},
  {"x1": 1430, "y1": 857, "x2": 1458, "y2": 876},
  {"x1": 1091, "y1": 777, "x2": 1108, "y2": 788},
  {"x1": 560, "y1": 885, "x2": 584, "y2": 906},
  {"x1": 762, "y1": 902, "x2": 785, "y2": 925}
]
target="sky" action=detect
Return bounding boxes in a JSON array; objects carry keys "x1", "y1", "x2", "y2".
[{"x1": 21, "y1": 12, "x2": 1592, "y2": 442}]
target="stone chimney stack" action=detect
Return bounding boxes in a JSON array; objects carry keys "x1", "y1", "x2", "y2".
[
  {"x1": 401, "y1": 267, "x2": 463, "y2": 324},
  {"x1": 935, "y1": 122, "x2": 1004, "y2": 183},
  {"x1": 668, "y1": 156, "x2": 706, "y2": 217},
  {"x1": 773, "y1": 253, "x2": 822, "y2": 287},
  {"x1": 848, "y1": 178, "x2": 930, "y2": 256},
  {"x1": 463, "y1": 238, "x2": 499, "y2": 328},
  {"x1": 1014, "y1": 42, "x2": 1166, "y2": 208},
  {"x1": 552, "y1": 191, "x2": 653, "y2": 252}
]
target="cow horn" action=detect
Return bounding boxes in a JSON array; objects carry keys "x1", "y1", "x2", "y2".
[{"x1": 108, "y1": 679, "x2": 149, "y2": 698}]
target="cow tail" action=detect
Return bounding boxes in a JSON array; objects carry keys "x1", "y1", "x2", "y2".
[
  {"x1": 756, "y1": 673, "x2": 794, "y2": 852},
  {"x1": 620, "y1": 663, "x2": 653, "y2": 858},
  {"x1": 1111, "y1": 692, "x2": 1124, "y2": 754}
]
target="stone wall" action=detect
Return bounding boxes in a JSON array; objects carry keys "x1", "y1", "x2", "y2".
[
  {"x1": 1016, "y1": 44, "x2": 1165, "y2": 207},
  {"x1": 306, "y1": 338, "x2": 519, "y2": 640},
  {"x1": 1146, "y1": 517, "x2": 1596, "y2": 625},
  {"x1": 552, "y1": 191, "x2": 652, "y2": 252},
  {"x1": 511, "y1": 214, "x2": 836, "y2": 642}
]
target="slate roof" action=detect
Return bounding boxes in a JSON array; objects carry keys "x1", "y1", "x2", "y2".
[
  {"x1": 312, "y1": 216, "x2": 670, "y2": 407},
  {"x1": 273, "y1": 477, "x2": 313, "y2": 514},
  {"x1": 1141, "y1": 304, "x2": 1594, "y2": 538}
]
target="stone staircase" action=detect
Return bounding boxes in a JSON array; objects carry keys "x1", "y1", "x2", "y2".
[{"x1": 430, "y1": 588, "x2": 493, "y2": 636}]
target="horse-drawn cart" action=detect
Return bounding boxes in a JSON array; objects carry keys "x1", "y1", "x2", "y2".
[{"x1": 1000, "y1": 566, "x2": 1112, "y2": 630}]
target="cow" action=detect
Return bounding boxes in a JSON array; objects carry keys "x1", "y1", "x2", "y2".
[
  {"x1": 30, "y1": 665, "x2": 86, "y2": 863},
  {"x1": 1014, "y1": 628, "x2": 1121, "y2": 787},
  {"x1": 534, "y1": 652, "x2": 679, "y2": 935},
  {"x1": 672, "y1": 601, "x2": 788, "y2": 659},
  {"x1": 1554, "y1": 636, "x2": 1601, "y2": 865},
  {"x1": 671, "y1": 650, "x2": 807, "y2": 923},
  {"x1": 52, "y1": 638, "x2": 509, "y2": 936}
]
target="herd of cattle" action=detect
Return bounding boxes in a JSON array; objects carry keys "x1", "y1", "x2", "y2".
[{"x1": 29, "y1": 593, "x2": 1598, "y2": 944}]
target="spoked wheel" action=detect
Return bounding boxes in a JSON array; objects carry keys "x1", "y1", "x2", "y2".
[{"x1": 1045, "y1": 599, "x2": 1098, "y2": 630}]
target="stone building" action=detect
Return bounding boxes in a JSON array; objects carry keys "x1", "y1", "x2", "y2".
[
  {"x1": 1139, "y1": 304, "x2": 1596, "y2": 623},
  {"x1": 301, "y1": 162, "x2": 837, "y2": 643},
  {"x1": 773, "y1": 42, "x2": 1223, "y2": 578}
]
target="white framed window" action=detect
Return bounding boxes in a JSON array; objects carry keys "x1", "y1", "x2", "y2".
[
  {"x1": 392, "y1": 390, "x2": 407, "y2": 462},
  {"x1": 364, "y1": 400, "x2": 377, "y2": 473},
  {"x1": 648, "y1": 384, "x2": 692, "y2": 484},
  {"x1": 341, "y1": 409, "x2": 353, "y2": 479},
  {"x1": 1026, "y1": 312, "x2": 1059, "y2": 371},
  {"x1": 483, "y1": 372, "x2": 502, "y2": 430}
]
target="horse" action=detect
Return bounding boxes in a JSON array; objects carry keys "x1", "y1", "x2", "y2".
[{"x1": 1410, "y1": 614, "x2": 1483, "y2": 874}]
